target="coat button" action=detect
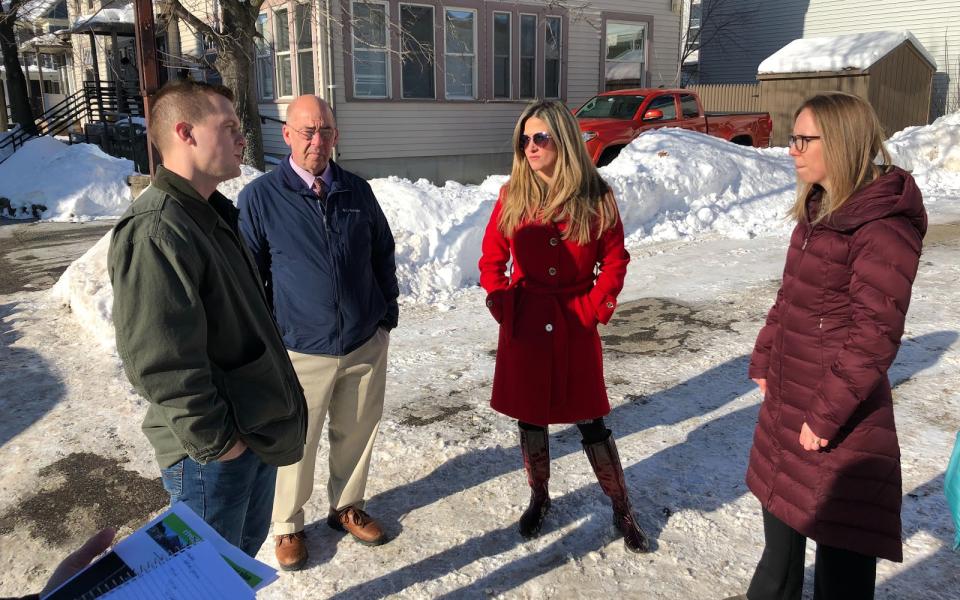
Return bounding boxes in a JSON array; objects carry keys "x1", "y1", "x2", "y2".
[
  {"x1": 548, "y1": 267, "x2": 557, "y2": 276},
  {"x1": 545, "y1": 323, "x2": 554, "y2": 332},
  {"x1": 549, "y1": 237, "x2": 559, "y2": 246},
  {"x1": 606, "y1": 301, "x2": 614, "y2": 308}
]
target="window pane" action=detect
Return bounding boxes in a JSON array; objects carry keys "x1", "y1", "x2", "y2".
[
  {"x1": 277, "y1": 54, "x2": 293, "y2": 96},
  {"x1": 274, "y1": 9, "x2": 289, "y2": 49},
  {"x1": 606, "y1": 22, "x2": 644, "y2": 60},
  {"x1": 493, "y1": 13, "x2": 510, "y2": 55},
  {"x1": 445, "y1": 10, "x2": 474, "y2": 54},
  {"x1": 355, "y1": 49, "x2": 388, "y2": 97},
  {"x1": 605, "y1": 21, "x2": 645, "y2": 90},
  {"x1": 445, "y1": 55, "x2": 474, "y2": 98},
  {"x1": 354, "y1": 2, "x2": 387, "y2": 49},
  {"x1": 298, "y1": 51, "x2": 314, "y2": 93},
  {"x1": 493, "y1": 13, "x2": 510, "y2": 98},
  {"x1": 520, "y1": 15, "x2": 536, "y2": 98},
  {"x1": 295, "y1": 4, "x2": 312, "y2": 50},
  {"x1": 258, "y1": 57, "x2": 274, "y2": 99},
  {"x1": 680, "y1": 94, "x2": 699, "y2": 118},
  {"x1": 255, "y1": 14, "x2": 270, "y2": 55},
  {"x1": 520, "y1": 15, "x2": 536, "y2": 57},
  {"x1": 520, "y1": 58, "x2": 535, "y2": 98},
  {"x1": 401, "y1": 4, "x2": 435, "y2": 99},
  {"x1": 545, "y1": 17, "x2": 561, "y2": 98},
  {"x1": 647, "y1": 95, "x2": 677, "y2": 119}
]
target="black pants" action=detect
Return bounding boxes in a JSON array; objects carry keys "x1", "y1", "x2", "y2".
[
  {"x1": 747, "y1": 509, "x2": 877, "y2": 600},
  {"x1": 518, "y1": 418, "x2": 609, "y2": 444}
]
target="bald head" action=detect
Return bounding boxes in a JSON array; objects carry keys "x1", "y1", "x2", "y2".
[
  {"x1": 287, "y1": 95, "x2": 336, "y2": 129},
  {"x1": 283, "y1": 95, "x2": 339, "y2": 175}
]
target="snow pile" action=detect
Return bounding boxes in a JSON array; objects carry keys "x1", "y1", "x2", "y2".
[
  {"x1": 50, "y1": 234, "x2": 115, "y2": 350},
  {"x1": 886, "y1": 111, "x2": 960, "y2": 205},
  {"x1": 217, "y1": 164, "x2": 266, "y2": 200},
  {"x1": 603, "y1": 129, "x2": 796, "y2": 243},
  {"x1": 0, "y1": 137, "x2": 133, "y2": 221},
  {"x1": 373, "y1": 175, "x2": 507, "y2": 305},
  {"x1": 758, "y1": 31, "x2": 937, "y2": 75}
]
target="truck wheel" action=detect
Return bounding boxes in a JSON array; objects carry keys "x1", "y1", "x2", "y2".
[
  {"x1": 598, "y1": 146, "x2": 624, "y2": 167},
  {"x1": 731, "y1": 136, "x2": 752, "y2": 146}
]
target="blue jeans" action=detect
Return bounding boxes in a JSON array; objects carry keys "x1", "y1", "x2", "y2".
[{"x1": 160, "y1": 448, "x2": 277, "y2": 557}]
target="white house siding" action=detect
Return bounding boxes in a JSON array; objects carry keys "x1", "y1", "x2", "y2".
[
  {"x1": 697, "y1": 0, "x2": 960, "y2": 117},
  {"x1": 176, "y1": 0, "x2": 217, "y2": 68}
]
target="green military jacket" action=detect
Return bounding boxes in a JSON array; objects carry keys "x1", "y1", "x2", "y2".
[{"x1": 108, "y1": 166, "x2": 307, "y2": 468}]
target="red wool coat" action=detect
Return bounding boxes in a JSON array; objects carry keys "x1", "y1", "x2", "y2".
[
  {"x1": 479, "y1": 186, "x2": 630, "y2": 425},
  {"x1": 747, "y1": 167, "x2": 927, "y2": 562}
]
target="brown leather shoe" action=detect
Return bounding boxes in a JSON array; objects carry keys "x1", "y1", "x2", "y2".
[
  {"x1": 327, "y1": 506, "x2": 387, "y2": 546},
  {"x1": 275, "y1": 531, "x2": 308, "y2": 571}
]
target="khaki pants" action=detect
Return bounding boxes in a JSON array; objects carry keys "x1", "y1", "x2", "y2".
[{"x1": 272, "y1": 328, "x2": 389, "y2": 535}]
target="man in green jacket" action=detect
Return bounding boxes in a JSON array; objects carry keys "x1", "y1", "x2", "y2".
[{"x1": 108, "y1": 81, "x2": 307, "y2": 558}]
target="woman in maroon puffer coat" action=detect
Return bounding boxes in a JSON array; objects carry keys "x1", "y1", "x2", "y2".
[
  {"x1": 479, "y1": 101, "x2": 649, "y2": 553},
  {"x1": 738, "y1": 93, "x2": 926, "y2": 599}
]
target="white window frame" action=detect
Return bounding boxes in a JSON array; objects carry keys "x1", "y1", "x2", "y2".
[
  {"x1": 273, "y1": 7, "x2": 294, "y2": 98},
  {"x1": 544, "y1": 15, "x2": 562, "y2": 99},
  {"x1": 399, "y1": 2, "x2": 436, "y2": 100},
  {"x1": 518, "y1": 12, "x2": 537, "y2": 99},
  {"x1": 443, "y1": 7, "x2": 477, "y2": 100},
  {"x1": 351, "y1": 0, "x2": 392, "y2": 99},
  {"x1": 491, "y1": 10, "x2": 511, "y2": 99}
]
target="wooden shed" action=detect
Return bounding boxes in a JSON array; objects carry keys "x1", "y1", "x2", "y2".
[{"x1": 756, "y1": 31, "x2": 936, "y2": 147}]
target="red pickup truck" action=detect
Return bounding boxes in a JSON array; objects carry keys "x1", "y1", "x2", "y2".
[{"x1": 576, "y1": 89, "x2": 773, "y2": 165}]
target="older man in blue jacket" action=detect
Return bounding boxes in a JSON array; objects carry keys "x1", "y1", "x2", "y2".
[{"x1": 238, "y1": 95, "x2": 398, "y2": 571}]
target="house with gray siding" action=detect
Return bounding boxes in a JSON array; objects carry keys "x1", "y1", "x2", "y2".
[
  {"x1": 254, "y1": 0, "x2": 681, "y2": 182},
  {"x1": 695, "y1": 0, "x2": 960, "y2": 120}
]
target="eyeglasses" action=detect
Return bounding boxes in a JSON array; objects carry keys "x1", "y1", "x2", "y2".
[
  {"x1": 519, "y1": 132, "x2": 553, "y2": 150},
  {"x1": 290, "y1": 127, "x2": 336, "y2": 142},
  {"x1": 787, "y1": 134, "x2": 821, "y2": 153}
]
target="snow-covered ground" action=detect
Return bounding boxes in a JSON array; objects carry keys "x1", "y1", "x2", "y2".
[{"x1": 1, "y1": 114, "x2": 959, "y2": 598}]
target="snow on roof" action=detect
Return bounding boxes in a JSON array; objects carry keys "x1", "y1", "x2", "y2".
[
  {"x1": 73, "y1": 2, "x2": 134, "y2": 27},
  {"x1": 2, "y1": 0, "x2": 59, "y2": 20},
  {"x1": 19, "y1": 32, "x2": 70, "y2": 50},
  {"x1": 758, "y1": 30, "x2": 937, "y2": 75}
]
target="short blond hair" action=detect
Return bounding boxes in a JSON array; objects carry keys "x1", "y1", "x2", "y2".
[
  {"x1": 790, "y1": 92, "x2": 891, "y2": 224},
  {"x1": 149, "y1": 80, "x2": 235, "y2": 154}
]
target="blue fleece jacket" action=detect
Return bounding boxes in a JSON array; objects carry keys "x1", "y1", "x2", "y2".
[{"x1": 237, "y1": 158, "x2": 399, "y2": 356}]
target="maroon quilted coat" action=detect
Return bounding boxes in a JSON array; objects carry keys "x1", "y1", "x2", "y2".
[
  {"x1": 747, "y1": 167, "x2": 926, "y2": 562},
  {"x1": 479, "y1": 186, "x2": 630, "y2": 425}
]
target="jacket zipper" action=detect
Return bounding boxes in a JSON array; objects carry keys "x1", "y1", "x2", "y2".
[{"x1": 319, "y1": 192, "x2": 344, "y2": 355}]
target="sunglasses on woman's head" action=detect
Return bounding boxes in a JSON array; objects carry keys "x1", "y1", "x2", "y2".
[{"x1": 519, "y1": 132, "x2": 553, "y2": 150}]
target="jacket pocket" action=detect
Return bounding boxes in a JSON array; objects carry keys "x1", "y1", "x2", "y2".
[
  {"x1": 574, "y1": 293, "x2": 599, "y2": 329},
  {"x1": 221, "y1": 347, "x2": 296, "y2": 434}
]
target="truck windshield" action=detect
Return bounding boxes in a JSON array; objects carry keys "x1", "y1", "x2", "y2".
[{"x1": 575, "y1": 95, "x2": 645, "y2": 120}]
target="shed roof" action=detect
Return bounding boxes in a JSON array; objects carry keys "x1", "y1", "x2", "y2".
[{"x1": 757, "y1": 31, "x2": 937, "y2": 76}]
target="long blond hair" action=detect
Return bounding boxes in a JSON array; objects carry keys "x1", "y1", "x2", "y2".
[
  {"x1": 790, "y1": 92, "x2": 891, "y2": 224},
  {"x1": 499, "y1": 100, "x2": 617, "y2": 245}
]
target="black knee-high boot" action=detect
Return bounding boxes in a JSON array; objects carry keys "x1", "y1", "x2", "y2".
[
  {"x1": 518, "y1": 425, "x2": 551, "y2": 538},
  {"x1": 583, "y1": 430, "x2": 651, "y2": 553}
]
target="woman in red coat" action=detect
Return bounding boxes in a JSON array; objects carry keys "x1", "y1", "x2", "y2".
[
  {"x1": 736, "y1": 92, "x2": 926, "y2": 600},
  {"x1": 478, "y1": 100, "x2": 648, "y2": 553}
]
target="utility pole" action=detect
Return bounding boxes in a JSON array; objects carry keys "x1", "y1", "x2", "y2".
[{"x1": 132, "y1": 0, "x2": 159, "y2": 176}]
